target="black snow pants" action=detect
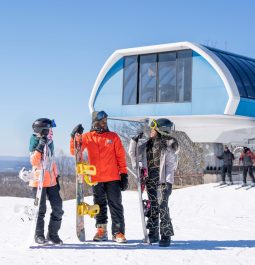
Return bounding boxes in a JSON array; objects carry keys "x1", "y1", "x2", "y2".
[
  {"x1": 221, "y1": 165, "x2": 233, "y2": 182},
  {"x1": 243, "y1": 166, "x2": 255, "y2": 184},
  {"x1": 92, "y1": 180, "x2": 125, "y2": 235},
  {"x1": 146, "y1": 170, "x2": 174, "y2": 238},
  {"x1": 33, "y1": 185, "x2": 64, "y2": 237}
]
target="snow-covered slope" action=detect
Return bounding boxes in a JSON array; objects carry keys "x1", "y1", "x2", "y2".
[{"x1": 1, "y1": 183, "x2": 255, "y2": 265}]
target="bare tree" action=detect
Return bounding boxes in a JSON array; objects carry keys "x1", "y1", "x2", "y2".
[{"x1": 56, "y1": 149, "x2": 75, "y2": 177}]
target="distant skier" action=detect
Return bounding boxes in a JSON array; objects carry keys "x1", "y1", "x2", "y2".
[
  {"x1": 239, "y1": 147, "x2": 255, "y2": 187},
  {"x1": 29, "y1": 118, "x2": 64, "y2": 244},
  {"x1": 70, "y1": 110, "x2": 128, "y2": 243},
  {"x1": 216, "y1": 145, "x2": 235, "y2": 185},
  {"x1": 129, "y1": 118, "x2": 178, "y2": 247}
]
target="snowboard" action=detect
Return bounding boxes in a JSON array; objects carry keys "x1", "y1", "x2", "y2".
[
  {"x1": 14, "y1": 203, "x2": 36, "y2": 222},
  {"x1": 74, "y1": 139, "x2": 99, "y2": 242},
  {"x1": 135, "y1": 142, "x2": 150, "y2": 244},
  {"x1": 74, "y1": 139, "x2": 86, "y2": 242},
  {"x1": 27, "y1": 144, "x2": 48, "y2": 247},
  {"x1": 16, "y1": 168, "x2": 36, "y2": 222},
  {"x1": 127, "y1": 166, "x2": 150, "y2": 243},
  {"x1": 137, "y1": 167, "x2": 150, "y2": 244}
]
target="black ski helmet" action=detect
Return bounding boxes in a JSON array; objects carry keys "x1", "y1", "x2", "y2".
[
  {"x1": 243, "y1": 146, "x2": 249, "y2": 153},
  {"x1": 32, "y1": 118, "x2": 56, "y2": 134},
  {"x1": 150, "y1": 118, "x2": 174, "y2": 135}
]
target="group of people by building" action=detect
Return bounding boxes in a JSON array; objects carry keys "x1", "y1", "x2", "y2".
[
  {"x1": 216, "y1": 145, "x2": 255, "y2": 186},
  {"x1": 26, "y1": 111, "x2": 255, "y2": 247},
  {"x1": 28, "y1": 111, "x2": 178, "y2": 247}
]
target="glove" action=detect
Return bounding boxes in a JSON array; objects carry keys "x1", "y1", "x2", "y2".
[
  {"x1": 35, "y1": 136, "x2": 47, "y2": 153},
  {"x1": 132, "y1": 132, "x2": 143, "y2": 142},
  {"x1": 120, "y1": 173, "x2": 128, "y2": 191},
  {"x1": 71, "y1": 124, "x2": 84, "y2": 138},
  {"x1": 56, "y1": 175, "x2": 61, "y2": 191}
]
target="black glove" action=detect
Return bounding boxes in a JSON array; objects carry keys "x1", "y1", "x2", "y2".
[
  {"x1": 56, "y1": 175, "x2": 61, "y2": 191},
  {"x1": 35, "y1": 136, "x2": 47, "y2": 153},
  {"x1": 170, "y1": 137, "x2": 179, "y2": 151},
  {"x1": 132, "y1": 132, "x2": 143, "y2": 142},
  {"x1": 120, "y1": 173, "x2": 128, "y2": 191},
  {"x1": 71, "y1": 124, "x2": 84, "y2": 138}
]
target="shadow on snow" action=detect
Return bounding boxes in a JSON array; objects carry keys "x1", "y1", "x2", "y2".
[{"x1": 29, "y1": 239, "x2": 255, "y2": 250}]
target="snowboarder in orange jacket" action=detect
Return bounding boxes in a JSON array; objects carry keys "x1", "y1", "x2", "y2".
[{"x1": 70, "y1": 111, "x2": 128, "y2": 243}]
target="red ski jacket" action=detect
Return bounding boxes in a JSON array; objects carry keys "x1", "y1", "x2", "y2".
[{"x1": 70, "y1": 131, "x2": 127, "y2": 183}]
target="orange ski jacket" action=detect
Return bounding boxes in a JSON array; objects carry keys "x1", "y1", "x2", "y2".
[
  {"x1": 70, "y1": 131, "x2": 127, "y2": 183},
  {"x1": 29, "y1": 150, "x2": 58, "y2": 188}
]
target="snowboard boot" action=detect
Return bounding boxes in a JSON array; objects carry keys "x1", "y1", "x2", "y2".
[
  {"x1": 148, "y1": 230, "x2": 159, "y2": 243},
  {"x1": 112, "y1": 232, "x2": 127, "y2": 243},
  {"x1": 47, "y1": 219, "x2": 63, "y2": 245},
  {"x1": 93, "y1": 224, "x2": 108, "y2": 241},
  {"x1": 159, "y1": 235, "x2": 171, "y2": 247},
  {"x1": 34, "y1": 234, "x2": 47, "y2": 245},
  {"x1": 47, "y1": 232, "x2": 63, "y2": 245}
]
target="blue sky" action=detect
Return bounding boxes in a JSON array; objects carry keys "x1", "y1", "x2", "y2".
[{"x1": 0, "y1": 0, "x2": 255, "y2": 156}]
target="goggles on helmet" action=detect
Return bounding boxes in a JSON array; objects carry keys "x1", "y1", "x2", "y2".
[
  {"x1": 150, "y1": 119, "x2": 158, "y2": 130},
  {"x1": 95, "y1": 111, "x2": 108, "y2": 121},
  {"x1": 150, "y1": 118, "x2": 174, "y2": 136},
  {"x1": 51, "y1": 119, "x2": 56, "y2": 128},
  {"x1": 40, "y1": 119, "x2": 56, "y2": 129}
]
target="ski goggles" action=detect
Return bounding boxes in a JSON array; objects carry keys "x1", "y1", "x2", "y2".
[
  {"x1": 95, "y1": 111, "x2": 108, "y2": 121},
  {"x1": 150, "y1": 119, "x2": 158, "y2": 130},
  {"x1": 41, "y1": 119, "x2": 56, "y2": 129},
  {"x1": 51, "y1": 119, "x2": 56, "y2": 128}
]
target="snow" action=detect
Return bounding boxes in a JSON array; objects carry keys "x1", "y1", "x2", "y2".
[{"x1": 1, "y1": 183, "x2": 255, "y2": 265}]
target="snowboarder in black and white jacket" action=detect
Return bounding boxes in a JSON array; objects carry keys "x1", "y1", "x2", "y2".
[{"x1": 128, "y1": 118, "x2": 178, "y2": 247}]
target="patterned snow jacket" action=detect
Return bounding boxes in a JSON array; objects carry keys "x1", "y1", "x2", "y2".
[
  {"x1": 128, "y1": 136, "x2": 179, "y2": 184},
  {"x1": 29, "y1": 134, "x2": 58, "y2": 188}
]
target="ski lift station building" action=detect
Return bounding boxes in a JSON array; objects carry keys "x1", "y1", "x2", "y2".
[{"x1": 89, "y1": 42, "x2": 255, "y2": 144}]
